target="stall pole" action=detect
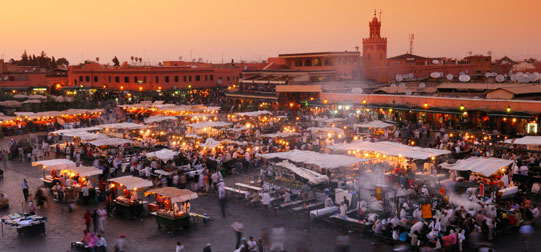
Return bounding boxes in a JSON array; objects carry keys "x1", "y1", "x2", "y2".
[{"x1": 1, "y1": 222, "x2": 4, "y2": 238}]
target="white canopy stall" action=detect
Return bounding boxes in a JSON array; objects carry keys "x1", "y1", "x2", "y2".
[
  {"x1": 144, "y1": 116, "x2": 178, "y2": 124},
  {"x1": 108, "y1": 175, "x2": 153, "y2": 190},
  {"x1": 89, "y1": 138, "x2": 133, "y2": 147},
  {"x1": 440, "y1": 157, "x2": 512, "y2": 177},
  {"x1": 261, "y1": 149, "x2": 367, "y2": 169},
  {"x1": 235, "y1": 110, "x2": 271, "y2": 117},
  {"x1": 329, "y1": 141, "x2": 450, "y2": 160},
  {"x1": 146, "y1": 149, "x2": 178, "y2": 161},
  {"x1": 261, "y1": 132, "x2": 300, "y2": 138},
  {"x1": 33, "y1": 159, "x2": 76, "y2": 171},
  {"x1": 275, "y1": 161, "x2": 329, "y2": 185},
  {"x1": 354, "y1": 120, "x2": 394, "y2": 129}
]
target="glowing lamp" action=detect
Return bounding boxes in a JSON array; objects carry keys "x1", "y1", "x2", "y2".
[
  {"x1": 323, "y1": 99, "x2": 328, "y2": 104},
  {"x1": 362, "y1": 99, "x2": 367, "y2": 104},
  {"x1": 423, "y1": 102, "x2": 428, "y2": 109},
  {"x1": 139, "y1": 86, "x2": 143, "y2": 91},
  {"x1": 506, "y1": 105, "x2": 511, "y2": 113},
  {"x1": 460, "y1": 104, "x2": 464, "y2": 111}
]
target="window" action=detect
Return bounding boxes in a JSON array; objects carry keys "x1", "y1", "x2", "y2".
[
  {"x1": 165, "y1": 76, "x2": 170, "y2": 83},
  {"x1": 189, "y1": 76, "x2": 192, "y2": 82},
  {"x1": 175, "y1": 76, "x2": 179, "y2": 82},
  {"x1": 94, "y1": 76, "x2": 98, "y2": 82},
  {"x1": 108, "y1": 76, "x2": 112, "y2": 82},
  {"x1": 74, "y1": 80, "x2": 77, "y2": 85},
  {"x1": 115, "y1": 76, "x2": 120, "y2": 83},
  {"x1": 143, "y1": 77, "x2": 147, "y2": 83},
  {"x1": 204, "y1": 75, "x2": 208, "y2": 81},
  {"x1": 294, "y1": 59, "x2": 303, "y2": 66},
  {"x1": 183, "y1": 76, "x2": 187, "y2": 82},
  {"x1": 227, "y1": 76, "x2": 230, "y2": 81},
  {"x1": 134, "y1": 77, "x2": 138, "y2": 83},
  {"x1": 304, "y1": 59, "x2": 312, "y2": 66},
  {"x1": 324, "y1": 58, "x2": 333, "y2": 66},
  {"x1": 155, "y1": 76, "x2": 159, "y2": 83},
  {"x1": 210, "y1": 75, "x2": 213, "y2": 81},
  {"x1": 85, "y1": 76, "x2": 90, "y2": 82},
  {"x1": 124, "y1": 77, "x2": 129, "y2": 83},
  {"x1": 79, "y1": 76, "x2": 83, "y2": 82},
  {"x1": 195, "y1": 75, "x2": 200, "y2": 81}
]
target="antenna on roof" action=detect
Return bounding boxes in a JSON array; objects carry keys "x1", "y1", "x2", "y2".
[
  {"x1": 409, "y1": 34, "x2": 414, "y2": 54},
  {"x1": 379, "y1": 9, "x2": 383, "y2": 21}
]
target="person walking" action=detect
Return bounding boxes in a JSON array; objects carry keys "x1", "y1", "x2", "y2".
[
  {"x1": 218, "y1": 180, "x2": 226, "y2": 217},
  {"x1": 114, "y1": 234, "x2": 127, "y2": 252},
  {"x1": 231, "y1": 219, "x2": 244, "y2": 249},
  {"x1": 176, "y1": 241, "x2": 185, "y2": 252},
  {"x1": 21, "y1": 179, "x2": 29, "y2": 201},
  {"x1": 202, "y1": 243, "x2": 212, "y2": 252}
]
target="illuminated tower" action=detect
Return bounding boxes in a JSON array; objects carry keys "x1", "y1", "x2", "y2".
[{"x1": 362, "y1": 10, "x2": 387, "y2": 83}]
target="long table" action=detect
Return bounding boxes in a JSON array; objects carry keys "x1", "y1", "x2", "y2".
[
  {"x1": 234, "y1": 183, "x2": 262, "y2": 192},
  {"x1": 150, "y1": 212, "x2": 190, "y2": 232}
]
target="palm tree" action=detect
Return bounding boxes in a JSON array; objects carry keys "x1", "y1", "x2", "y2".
[
  {"x1": 130, "y1": 56, "x2": 134, "y2": 65},
  {"x1": 96, "y1": 57, "x2": 100, "y2": 63}
]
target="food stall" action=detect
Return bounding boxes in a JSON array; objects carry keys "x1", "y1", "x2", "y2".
[
  {"x1": 145, "y1": 187, "x2": 198, "y2": 232},
  {"x1": 32, "y1": 159, "x2": 77, "y2": 188},
  {"x1": 1, "y1": 213, "x2": 47, "y2": 239},
  {"x1": 108, "y1": 176, "x2": 153, "y2": 218},
  {"x1": 59, "y1": 166, "x2": 103, "y2": 204}
]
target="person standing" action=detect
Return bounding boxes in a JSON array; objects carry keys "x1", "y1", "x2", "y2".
[
  {"x1": 97, "y1": 207, "x2": 107, "y2": 234},
  {"x1": 92, "y1": 209, "x2": 99, "y2": 233},
  {"x1": 84, "y1": 209, "x2": 92, "y2": 231},
  {"x1": 96, "y1": 234, "x2": 107, "y2": 252},
  {"x1": 231, "y1": 219, "x2": 244, "y2": 249},
  {"x1": 21, "y1": 179, "x2": 29, "y2": 201}
]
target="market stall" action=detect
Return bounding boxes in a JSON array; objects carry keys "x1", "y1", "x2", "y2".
[
  {"x1": 59, "y1": 166, "x2": 103, "y2": 204},
  {"x1": 1, "y1": 213, "x2": 47, "y2": 239},
  {"x1": 32, "y1": 159, "x2": 77, "y2": 188},
  {"x1": 108, "y1": 176, "x2": 153, "y2": 218},
  {"x1": 145, "y1": 187, "x2": 198, "y2": 232},
  {"x1": 145, "y1": 149, "x2": 178, "y2": 161}
]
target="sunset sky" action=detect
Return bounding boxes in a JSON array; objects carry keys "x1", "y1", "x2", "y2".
[{"x1": 1, "y1": 0, "x2": 540, "y2": 65}]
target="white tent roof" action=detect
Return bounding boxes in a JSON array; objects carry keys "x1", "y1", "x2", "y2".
[
  {"x1": 261, "y1": 132, "x2": 300, "y2": 138},
  {"x1": 188, "y1": 121, "x2": 232, "y2": 129},
  {"x1": 235, "y1": 110, "x2": 271, "y2": 117},
  {"x1": 52, "y1": 127, "x2": 101, "y2": 136},
  {"x1": 261, "y1": 149, "x2": 367, "y2": 169},
  {"x1": 96, "y1": 123, "x2": 147, "y2": 130},
  {"x1": 354, "y1": 120, "x2": 394, "y2": 129},
  {"x1": 144, "y1": 116, "x2": 178, "y2": 124},
  {"x1": 328, "y1": 141, "x2": 450, "y2": 160},
  {"x1": 145, "y1": 187, "x2": 198, "y2": 203},
  {"x1": 200, "y1": 138, "x2": 221, "y2": 148},
  {"x1": 146, "y1": 149, "x2": 178, "y2": 161},
  {"x1": 307, "y1": 127, "x2": 344, "y2": 135},
  {"x1": 63, "y1": 166, "x2": 103, "y2": 177},
  {"x1": 275, "y1": 161, "x2": 329, "y2": 185},
  {"x1": 314, "y1": 117, "x2": 346, "y2": 123},
  {"x1": 32, "y1": 159, "x2": 76, "y2": 171},
  {"x1": 89, "y1": 138, "x2": 133, "y2": 146},
  {"x1": 440, "y1": 157, "x2": 512, "y2": 177},
  {"x1": 504, "y1": 136, "x2": 541, "y2": 146},
  {"x1": 108, "y1": 175, "x2": 153, "y2": 190}
]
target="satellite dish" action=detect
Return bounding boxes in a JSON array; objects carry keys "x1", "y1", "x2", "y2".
[
  {"x1": 510, "y1": 74, "x2": 516, "y2": 82},
  {"x1": 405, "y1": 90, "x2": 413, "y2": 95},
  {"x1": 459, "y1": 74, "x2": 471, "y2": 82},
  {"x1": 3, "y1": 76, "x2": 7, "y2": 81},
  {"x1": 398, "y1": 82, "x2": 406, "y2": 88},
  {"x1": 418, "y1": 82, "x2": 426, "y2": 88},
  {"x1": 430, "y1": 72, "x2": 441, "y2": 78},
  {"x1": 217, "y1": 78, "x2": 223, "y2": 85},
  {"x1": 243, "y1": 66, "x2": 248, "y2": 71},
  {"x1": 528, "y1": 74, "x2": 539, "y2": 82},
  {"x1": 485, "y1": 72, "x2": 491, "y2": 78},
  {"x1": 459, "y1": 71, "x2": 465, "y2": 76},
  {"x1": 408, "y1": 73, "x2": 414, "y2": 78},
  {"x1": 351, "y1": 88, "x2": 363, "y2": 94},
  {"x1": 495, "y1": 75, "x2": 505, "y2": 83},
  {"x1": 396, "y1": 74, "x2": 403, "y2": 82},
  {"x1": 446, "y1": 74, "x2": 453, "y2": 81},
  {"x1": 432, "y1": 59, "x2": 440, "y2": 64},
  {"x1": 390, "y1": 84, "x2": 397, "y2": 88}
]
